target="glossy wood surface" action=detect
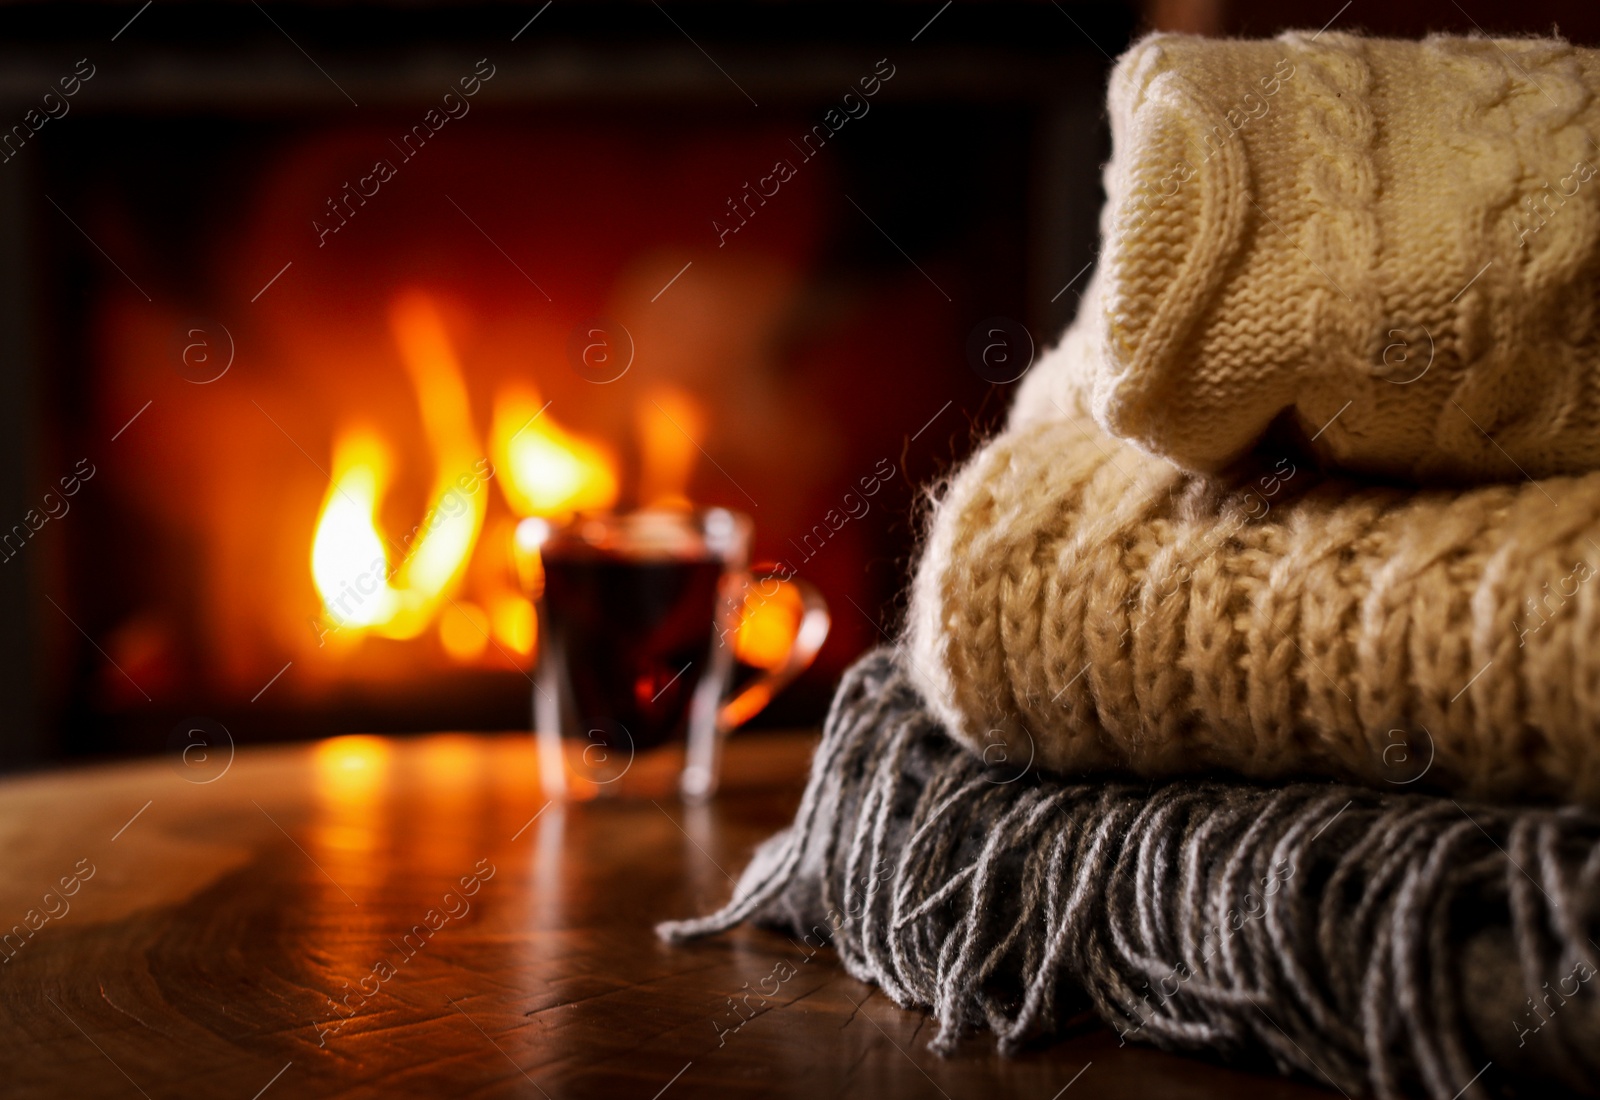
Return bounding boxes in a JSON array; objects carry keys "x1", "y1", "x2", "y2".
[{"x1": 0, "y1": 731, "x2": 1335, "y2": 1099}]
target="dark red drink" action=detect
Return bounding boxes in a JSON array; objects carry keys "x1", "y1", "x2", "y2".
[{"x1": 539, "y1": 552, "x2": 724, "y2": 751}]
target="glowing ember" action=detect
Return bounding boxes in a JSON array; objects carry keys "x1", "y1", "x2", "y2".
[
  {"x1": 438, "y1": 600, "x2": 490, "y2": 662},
  {"x1": 488, "y1": 590, "x2": 535, "y2": 656},
  {"x1": 492, "y1": 384, "x2": 619, "y2": 518}
]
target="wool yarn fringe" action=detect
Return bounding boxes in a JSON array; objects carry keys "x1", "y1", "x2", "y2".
[{"x1": 661, "y1": 650, "x2": 1600, "y2": 1099}]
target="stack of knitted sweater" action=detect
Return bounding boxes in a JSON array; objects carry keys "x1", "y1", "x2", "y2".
[{"x1": 665, "y1": 31, "x2": 1600, "y2": 1099}]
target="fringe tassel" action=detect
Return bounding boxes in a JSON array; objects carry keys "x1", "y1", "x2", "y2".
[{"x1": 659, "y1": 649, "x2": 1600, "y2": 1099}]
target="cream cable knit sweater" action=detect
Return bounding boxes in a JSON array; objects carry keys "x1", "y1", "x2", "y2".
[
  {"x1": 906, "y1": 383, "x2": 1600, "y2": 804},
  {"x1": 1040, "y1": 32, "x2": 1600, "y2": 482},
  {"x1": 904, "y1": 31, "x2": 1600, "y2": 803}
]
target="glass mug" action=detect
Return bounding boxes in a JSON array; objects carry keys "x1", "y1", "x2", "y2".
[{"x1": 517, "y1": 508, "x2": 829, "y2": 800}]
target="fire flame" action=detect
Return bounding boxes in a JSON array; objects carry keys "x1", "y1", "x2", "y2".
[
  {"x1": 492, "y1": 384, "x2": 619, "y2": 518},
  {"x1": 310, "y1": 292, "x2": 488, "y2": 641},
  {"x1": 310, "y1": 429, "x2": 401, "y2": 629},
  {"x1": 637, "y1": 385, "x2": 706, "y2": 509},
  {"x1": 386, "y1": 292, "x2": 488, "y2": 622},
  {"x1": 307, "y1": 296, "x2": 763, "y2": 671}
]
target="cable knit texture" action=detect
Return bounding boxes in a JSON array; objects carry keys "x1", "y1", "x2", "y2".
[
  {"x1": 1041, "y1": 32, "x2": 1600, "y2": 482},
  {"x1": 906, "y1": 368, "x2": 1600, "y2": 805}
]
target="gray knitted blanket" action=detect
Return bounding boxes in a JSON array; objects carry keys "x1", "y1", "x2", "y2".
[{"x1": 660, "y1": 650, "x2": 1600, "y2": 1099}]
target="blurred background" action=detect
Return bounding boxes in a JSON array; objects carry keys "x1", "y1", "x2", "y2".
[{"x1": 3, "y1": 0, "x2": 1597, "y2": 768}]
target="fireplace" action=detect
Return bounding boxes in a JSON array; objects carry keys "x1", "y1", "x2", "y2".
[{"x1": 0, "y1": 1, "x2": 1131, "y2": 765}]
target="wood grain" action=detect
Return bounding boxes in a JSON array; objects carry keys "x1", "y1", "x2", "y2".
[{"x1": 0, "y1": 731, "x2": 1334, "y2": 1099}]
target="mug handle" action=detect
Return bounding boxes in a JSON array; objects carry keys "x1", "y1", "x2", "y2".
[{"x1": 717, "y1": 563, "x2": 830, "y2": 732}]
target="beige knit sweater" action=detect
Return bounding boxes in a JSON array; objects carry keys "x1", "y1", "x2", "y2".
[
  {"x1": 907, "y1": 383, "x2": 1600, "y2": 803},
  {"x1": 906, "y1": 31, "x2": 1600, "y2": 804},
  {"x1": 1040, "y1": 32, "x2": 1600, "y2": 482}
]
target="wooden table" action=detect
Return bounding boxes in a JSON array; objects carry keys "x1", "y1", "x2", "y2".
[{"x1": 0, "y1": 731, "x2": 1334, "y2": 1099}]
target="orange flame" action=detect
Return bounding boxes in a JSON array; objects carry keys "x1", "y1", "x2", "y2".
[
  {"x1": 310, "y1": 428, "x2": 402, "y2": 630},
  {"x1": 310, "y1": 292, "x2": 488, "y2": 642},
  {"x1": 308, "y1": 296, "x2": 715, "y2": 670},
  {"x1": 637, "y1": 385, "x2": 706, "y2": 509},
  {"x1": 492, "y1": 384, "x2": 619, "y2": 518},
  {"x1": 386, "y1": 292, "x2": 488, "y2": 628}
]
